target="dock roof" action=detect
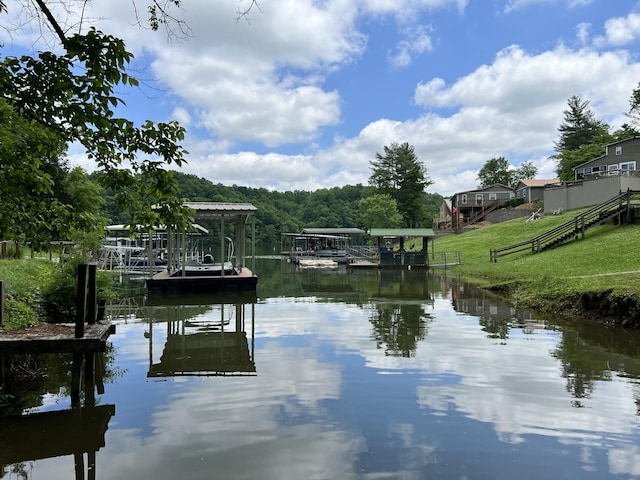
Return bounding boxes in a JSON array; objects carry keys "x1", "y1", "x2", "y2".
[
  {"x1": 183, "y1": 202, "x2": 257, "y2": 222},
  {"x1": 369, "y1": 228, "x2": 435, "y2": 238},
  {"x1": 300, "y1": 227, "x2": 365, "y2": 235}
]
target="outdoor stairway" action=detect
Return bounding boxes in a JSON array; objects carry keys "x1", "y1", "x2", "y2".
[
  {"x1": 490, "y1": 189, "x2": 638, "y2": 262},
  {"x1": 468, "y1": 200, "x2": 500, "y2": 226}
]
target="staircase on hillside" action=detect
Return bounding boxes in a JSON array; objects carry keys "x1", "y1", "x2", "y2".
[{"x1": 489, "y1": 189, "x2": 638, "y2": 262}]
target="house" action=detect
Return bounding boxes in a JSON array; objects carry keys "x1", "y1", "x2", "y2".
[
  {"x1": 433, "y1": 198, "x2": 453, "y2": 229},
  {"x1": 543, "y1": 137, "x2": 640, "y2": 213},
  {"x1": 574, "y1": 137, "x2": 640, "y2": 180},
  {"x1": 514, "y1": 179, "x2": 559, "y2": 203},
  {"x1": 450, "y1": 184, "x2": 514, "y2": 229}
]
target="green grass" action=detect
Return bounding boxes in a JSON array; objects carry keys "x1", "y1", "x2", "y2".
[
  {"x1": 0, "y1": 258, "x2": 54, "y2": 329},
  {"x1": 426, "y1": 207, "x2": 640, "y2": 314}
]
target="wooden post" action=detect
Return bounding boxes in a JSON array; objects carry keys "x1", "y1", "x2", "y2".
[
  {"x1": 87, "y1": 263, "x2": 97, "y2": 325},
  {"x1": 0, "y1": 280, "x2": 4, "y2": 327},
  {"x1": 71, "y1": 353, "x2": 83, "y2": 407},
  {"x1": 75, "y1": 264, "x2": 88, "y2": 338}
]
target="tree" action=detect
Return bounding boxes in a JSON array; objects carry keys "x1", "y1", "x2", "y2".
[
  {"x1": 555, "y1": 95, "x2": 608, "y2": 153},
  {"x1": 359, "y1": 194, "x2": 403, "y2": 231},
  {"x1": 624, "y1": 82, "x2": 640, "y2": 134},
  {"x1": 369, "y1": 142, "x2": 433, "y2": 227},
  {"x1": 0, "y1": 2, "x2": 194, "y2": 238},
  {"x1": 477, "y1": 157, "x2": 538, "y2": 189},
  {"x1": 477, "y1": 157, "x2": 513, "y2": 188},
  {"x1": 516, "y1": 161, "x2": 538, "y2": 182}
]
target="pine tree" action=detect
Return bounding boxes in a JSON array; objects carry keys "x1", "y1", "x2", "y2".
[{"x1": 555, "y1": 96, "x2": 608, "y2": 153}]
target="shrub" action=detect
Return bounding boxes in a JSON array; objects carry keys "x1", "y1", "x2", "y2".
[{"x1": 40, "y1": 254, "x2": 116, "y2": 322}]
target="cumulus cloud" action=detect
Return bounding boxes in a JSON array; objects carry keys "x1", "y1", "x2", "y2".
[
  {"x1": 4, "y1": 0, "x2": 640, "y2": 196},
  {"x1": 602, "y1": 13, "x2": 640, "y2": 46}
]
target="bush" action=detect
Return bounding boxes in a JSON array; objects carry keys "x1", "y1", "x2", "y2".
[
  {"x1": 3, "y1": 296, "x2": 37, "y2": 330},
  {"x1": 40, "y1": 255, "x2": 116, "y2": 322},
  {"x1": 504, "y1": 198, "x2": 525, "y2": 208}
]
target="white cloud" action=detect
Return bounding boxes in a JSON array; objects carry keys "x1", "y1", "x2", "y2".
[
  {"x1": 388, "y1": 25, "x2": 435, "y2": 68},
  {"x1": 602, "y1": 13, "x2": 640, "y2": 46},
  {"x1": 4, "y1": 0, "x2": 640, "y2": 197},
  {"x1": 576, "y1": 22, "x2": 591, "y2": 45},
  {"x1": 504, "y1": 0, "x2": 593, "y2": 14}
]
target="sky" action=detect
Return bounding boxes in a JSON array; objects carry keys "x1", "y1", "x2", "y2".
[{"x1": 2, "y1": 0, "x2": 640, "y2": 197}]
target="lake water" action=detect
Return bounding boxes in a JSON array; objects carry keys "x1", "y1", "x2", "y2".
[{"x1": 3, "y1": 257, "x2": 640, "y2": 479}]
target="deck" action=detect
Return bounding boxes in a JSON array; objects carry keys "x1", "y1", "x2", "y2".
[
  {"x1": 146, "y1": 267, "x2": 258, "y2": 296},
  {"x1": 0, "y1": 321, "x2": 114, "y2": 354}
]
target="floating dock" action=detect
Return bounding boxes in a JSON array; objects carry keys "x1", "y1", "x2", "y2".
[
  {"x1": 146, "y1": 267, "x2": 258, "y2": 296},
  {"x1": 145, "y1": 202, "x2": 258, "y2": 296}
]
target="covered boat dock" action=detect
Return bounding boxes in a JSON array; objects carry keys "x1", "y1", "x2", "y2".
[
  {"x1": 146, "y1": 202, "x2": 257, "y2": 295},
  {"x1": 281, "y1": 227, "x2": 369, "y2": 265},
  {"x1": 363, "y1": 228, "x2": 437, "y2": 269}
]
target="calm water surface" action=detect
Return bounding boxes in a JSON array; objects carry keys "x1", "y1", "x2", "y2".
[{"x1": 3, "y1": 257, "x2": 640, "y2": 479}]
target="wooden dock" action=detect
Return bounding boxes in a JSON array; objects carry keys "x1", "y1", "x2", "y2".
[
  {"x1": 0, "y1": 321, "x2": 114, "y2": 354},
  {"x1": 146, "y1": 267, "x2": 258, "y2": 296},
  {"x1": 0, "y1": 263, "x2": 114, "y2": 355}
]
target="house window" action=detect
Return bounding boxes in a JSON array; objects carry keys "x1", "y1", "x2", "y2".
[
  {"x1": 620, "y1": 161, "x2": 636, "y2": 171},
  {"x1": 489, "y1": 193, "x2": 497, "y2": 200},
  {"x1": 475, "y1": 194, "x2": 483, "y2": 205},
  {"x1": 616, "y1": 146, "x2": 622, "y2": 155},
  {"x1": 608, "y1": 164, "x2": 619, "y2": 175},
  {"x1": 461, "y1": 194, "x2": 467, "y2": 204}
]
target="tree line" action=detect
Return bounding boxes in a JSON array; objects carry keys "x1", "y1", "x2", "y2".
[{"x1": 95, "y1": 168, "x2": 444, "y2": 250}]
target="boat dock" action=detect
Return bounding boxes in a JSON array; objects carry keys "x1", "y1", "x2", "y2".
[
  {"x1": 146, "y1": 266, "x2": 258, "y2": 295},
  {"x1": 0, "y1": 263, "x2": 114, "y2": 355},
  {"x1": 0, "y1": 321, "x2": 114, "y2": 354},
  {"x1": 146, "y1": 202, "x2": 258, "y2": 296}
]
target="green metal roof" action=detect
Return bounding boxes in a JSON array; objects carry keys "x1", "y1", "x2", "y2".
[{"x1": 369, "y1": 228, "x2": 435, "y2": 238}]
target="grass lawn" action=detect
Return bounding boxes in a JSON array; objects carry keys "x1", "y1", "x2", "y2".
[{"x1": 427, "y1": 207, "x2": 640, "y2": 322}]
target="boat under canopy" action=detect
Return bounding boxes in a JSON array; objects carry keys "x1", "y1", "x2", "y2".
[{"x1": 146, "y1": 202, "x2": 258, "y2": 295}]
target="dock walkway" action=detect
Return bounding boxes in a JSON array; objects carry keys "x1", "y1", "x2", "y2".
[{"x1": 0, "y1": 321, "x2": 114, "y2": 354}]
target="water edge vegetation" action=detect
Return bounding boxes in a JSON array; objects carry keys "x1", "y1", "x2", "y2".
[{"x1": 431, "y1": 207, "x2": 640, "y2": 327}]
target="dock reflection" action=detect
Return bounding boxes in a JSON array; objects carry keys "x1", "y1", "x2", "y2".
[
  {"x1": 144, "y1": 294, "x2": 256, "y2": 377},
  {"x1": 0, "y1": 353, "x2": 115, "y2": 480}
]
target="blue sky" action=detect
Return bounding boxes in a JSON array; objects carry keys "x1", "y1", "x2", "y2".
[{"x1": 3, "y1": 0, "x2": 640, "y2": 196}]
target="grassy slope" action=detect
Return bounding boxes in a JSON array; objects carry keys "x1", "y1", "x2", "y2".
[{"x1": 430, "y1": 208, "x2": 640, "y2": 323}]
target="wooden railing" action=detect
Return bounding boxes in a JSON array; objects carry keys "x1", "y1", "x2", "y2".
[
  {"x1": 489, "y1": 190, "x2": 637, "y2": 262},
  {"x1": 467, "y1": 200, "x2": 501, "y2": 226}
]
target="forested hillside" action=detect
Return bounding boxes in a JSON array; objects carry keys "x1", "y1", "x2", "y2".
[{"x1": 96, "y1": 171, "x2": 443, "y2": 249}]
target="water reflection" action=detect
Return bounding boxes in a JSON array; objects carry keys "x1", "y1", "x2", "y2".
[
  {"x1": 5, "y1": 259, "x2": 640, "y2": 479},
  {"x1": 0, "y1": 353, "x2": 115, "y2": 480},
  {"x1": 143, "y1": 296, "x2": 256, "y2": 377}
]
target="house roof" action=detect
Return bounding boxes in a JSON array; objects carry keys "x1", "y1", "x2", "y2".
[
  {"x1": 452, "y1": 183, "x2": 513, "y2": 197},
  {"x1": 574, "y1": 154, "x2": 606, "y2": 170},
  {"x1": 516, "y1": 179, "x2": 559, "y2": 188},
  {"x1": 369, "y1": 228, "x2": 435, "y2": 238}
]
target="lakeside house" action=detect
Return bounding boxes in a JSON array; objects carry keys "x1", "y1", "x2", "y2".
[
  {"x1": 435, "y1": 135, "x2": 640, "y2": 228},
  {"x1": 449, "y1": 184, "x2": 514, "y2": 229},
  {"x1": 544, "y1": 137, "x2": 640, "y2": 213},
  {"x1": 514, "y1": 179, "x2": 559, "y2": 204}
]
